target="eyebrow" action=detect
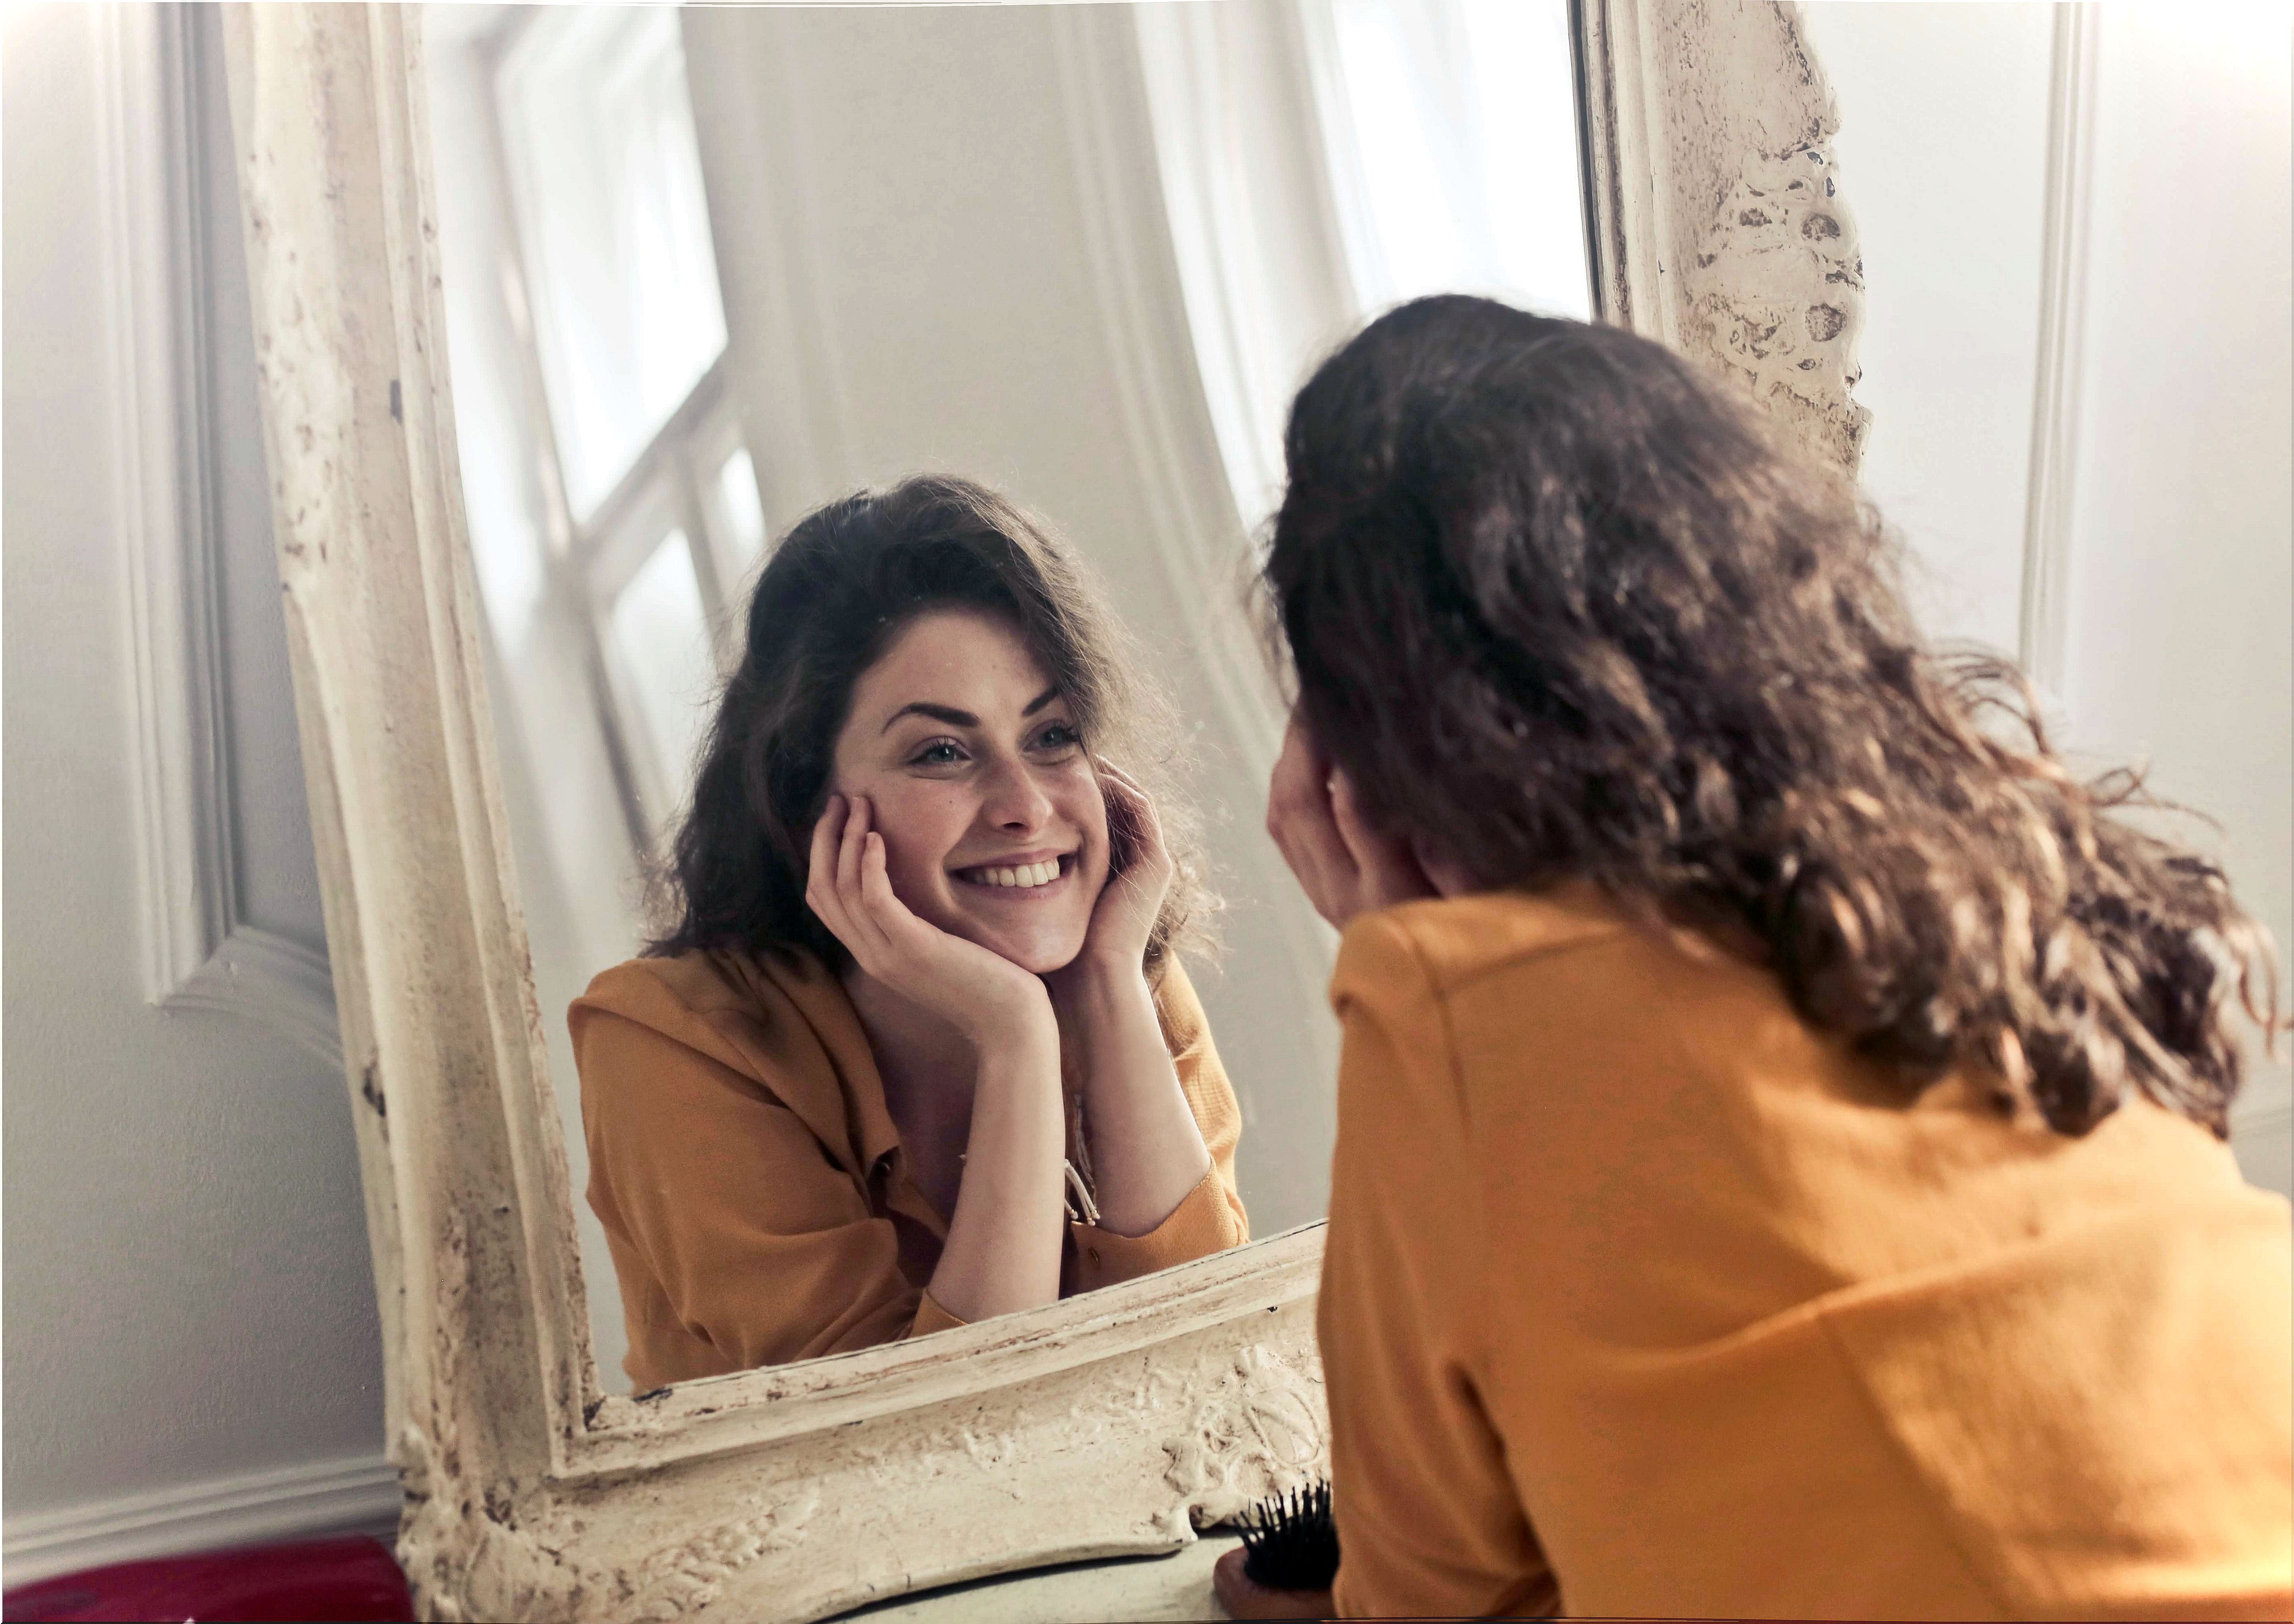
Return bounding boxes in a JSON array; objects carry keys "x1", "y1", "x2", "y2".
[{"x1": 880, "y1": 686, "x2": 1062, "y2": 735}]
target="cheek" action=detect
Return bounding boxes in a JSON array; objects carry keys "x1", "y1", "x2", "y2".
[{"x1": 859, "y1": 781, "x2": 973, "y2": 890}]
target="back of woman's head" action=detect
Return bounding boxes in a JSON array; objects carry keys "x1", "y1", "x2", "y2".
[
  {"x1": 654, "y1": 472, "x2": 1206, "y2": 972},
  {"x1": 1268, "y1": 293, "x2": 2279, "y2": 1136}
]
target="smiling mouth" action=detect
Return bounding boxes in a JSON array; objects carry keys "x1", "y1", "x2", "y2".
[{"x1": 953, "y1": 854, "x2": 1074, "y2": 891}]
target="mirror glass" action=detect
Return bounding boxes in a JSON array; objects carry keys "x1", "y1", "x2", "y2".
[{"x1": 422, "y1": 0, "x2": 1589, "y2": 1394}]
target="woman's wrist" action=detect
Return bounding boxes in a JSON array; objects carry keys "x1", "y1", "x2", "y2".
[
  {"x1": 959, "y1": 979, "x2": 1062, "y2": 1067},
  {"x1": 1050, "y1": 947, "x2": 1150, "y2": 1006}
]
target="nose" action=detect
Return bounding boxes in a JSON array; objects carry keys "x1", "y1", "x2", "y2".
[{"x1": 978, "y1": 753, "x2": 1056, "y2": 833}]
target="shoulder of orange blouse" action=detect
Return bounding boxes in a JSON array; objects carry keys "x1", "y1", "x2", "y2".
[
  {"x1": 1335, "y1": 883, "x2": 1634, "y2": 1001},
  {"x1": 569, "y1": 948, "x2": 872, "y2": 1173}
]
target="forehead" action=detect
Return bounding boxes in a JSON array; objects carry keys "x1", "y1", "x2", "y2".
[{"x1": 854, "y1": 608, "x2": 1056, "y2": 719}]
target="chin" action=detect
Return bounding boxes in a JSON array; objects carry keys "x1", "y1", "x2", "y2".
[
  {"x1": 926, "y1": 854, "x2": 1105, "y2": 976},
  {"x1": 962, "y1": 923, "x2": 1088, "y2": 977}
]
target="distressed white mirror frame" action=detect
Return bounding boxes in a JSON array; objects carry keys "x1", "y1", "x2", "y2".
[{"x1": 219, "y1": 2, "x2": 1866, "y2": 1619}]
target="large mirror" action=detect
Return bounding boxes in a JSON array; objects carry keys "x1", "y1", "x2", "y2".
[
  {"x1": 222, "y1": 0, "x2": 1860, "y2": 1614},
  {"x1": 419, "y1": 0, "x2": 1592, "y2": 1395}
]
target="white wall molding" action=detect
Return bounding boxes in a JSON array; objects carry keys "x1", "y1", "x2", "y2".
[
  {"x1": 2019, "y1": 3, "x2": 2099, "y2": 703},
  {"x1": 1, "y1": 1454, "x2": 400, "y2": 1587},
  {"x1": 98, "y1": 3, "x2": 341, "y2": 1071},
  {"x1": 163, "y1": 926, "x2": 347, "y2": 1072},
  {"x1": 101, "y1": 1, "x2": 234, "y2": 1002}
]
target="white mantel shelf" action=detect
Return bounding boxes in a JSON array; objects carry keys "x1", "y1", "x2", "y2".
[{"x1": 832, "y1": 1534, "x2": 1243, "y2": 1624}]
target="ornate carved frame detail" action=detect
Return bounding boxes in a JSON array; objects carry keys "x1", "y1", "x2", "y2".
[{"x1": 218, "y1": 3, "x2": 1863, "y2": 1619}]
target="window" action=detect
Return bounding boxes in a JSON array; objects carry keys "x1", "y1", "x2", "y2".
[
  {"x1": 479, "y1": 6, "x2": 760, "y2": 849},
  {"x1": 496, "y1": 6, "x2": 728, "y2": 519}
]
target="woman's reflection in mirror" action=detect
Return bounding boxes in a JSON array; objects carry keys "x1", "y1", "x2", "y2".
[
  {"x1": 1244, "y1": 296, "x2": 2292, "y2": 1621},
  {"x1": 570, "y1": 476, "x2": 1247, "y2": 1389}
]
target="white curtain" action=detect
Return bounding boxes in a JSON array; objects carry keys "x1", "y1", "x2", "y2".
[
  {"x1": 1132, "y1": 0, "x2": 1357, "y2": 535},
  {"x1": 1133, "y1": 0, "x2": 1591, "y2": 536},
  {"x1": 1299, "y1": 0, "x2": 1591, "y2": 322}
]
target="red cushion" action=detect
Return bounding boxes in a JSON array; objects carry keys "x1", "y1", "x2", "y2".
[{"x1": 3, "y1": 1535, "x2": 413, "y2": 1623}]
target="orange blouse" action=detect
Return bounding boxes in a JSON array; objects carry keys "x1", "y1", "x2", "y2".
[
  {"x1": 1320, "y1": 884, "x2": 2293, "y2": 1621},
  {"x1": 571, "y1": 948, "x2": 1248, "y2": 1390}
]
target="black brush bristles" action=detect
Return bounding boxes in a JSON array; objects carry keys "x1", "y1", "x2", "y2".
[{"x1": 1237, "y1": 1477, "x2": 1339, "y2": 1592}]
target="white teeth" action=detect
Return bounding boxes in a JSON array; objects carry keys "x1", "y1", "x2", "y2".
[{"x1": 968, "y1": 859, "x2": 1060, "y2": 889}]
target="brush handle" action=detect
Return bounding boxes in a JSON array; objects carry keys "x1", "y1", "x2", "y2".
[{"x1": 1212, "y1": 1547, "x2": 1336, "y2": 1621}]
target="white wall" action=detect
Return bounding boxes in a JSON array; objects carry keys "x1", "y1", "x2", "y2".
[
  {"x1": 2, "y1": 4, "x2": 391, "y2": 1583},
  {"x1": 1804, "y1": 2, "x2": 2292, "y2": 1192},
  {"x1": 1802, "y1": 2, "x2": 2057, "y2": 657},
  {"x1": 2062, "y1": 6, "x2": 2293, "y2": 1190}
]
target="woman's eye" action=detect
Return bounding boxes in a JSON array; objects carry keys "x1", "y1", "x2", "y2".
[
  {"x1": 909, "y1": 739, "x2": 966, "y2": 767},
  {"x1": 1032, "y1": 723, "x2": 1082, "y2": 753}
]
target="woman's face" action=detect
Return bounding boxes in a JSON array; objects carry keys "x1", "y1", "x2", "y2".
[{"x1": 827, "y1": 608, "x2": 1109, "y2": 975}]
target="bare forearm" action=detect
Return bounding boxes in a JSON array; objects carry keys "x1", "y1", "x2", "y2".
[
  {"x1": 926, "y1": 1023, "x2": 1067, "y2": 1324},
  {"x1": 1058, "y1": 960, "x2": 1212, "y2": 1237}
]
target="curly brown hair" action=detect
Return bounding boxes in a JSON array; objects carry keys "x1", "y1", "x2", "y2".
[
  {"x1": 651, "y1": 473, "x2": 1214, "y2": 979},
  {"x1": 1266, "y1": 295, "x2": 2280, "y2": 1136}
]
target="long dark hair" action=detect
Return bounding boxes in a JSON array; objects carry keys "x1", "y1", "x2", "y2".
[
  {"x1": 1265, "y1": 295, "x2": 2280, "y2": 1136},
  {"x1": 652, "y1": 473, "x2": 1210, "y2": 976}
]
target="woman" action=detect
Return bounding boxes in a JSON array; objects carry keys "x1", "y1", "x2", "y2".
[
  {"x1": 1253, "y1": 297, "x2": 2291, "y2": 1619},
  {"x1": 571, "y1": 475, "x2": 1248, "y2": 1390}
]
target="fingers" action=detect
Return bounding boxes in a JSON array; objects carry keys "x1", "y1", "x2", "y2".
[
  {"x1": 1101, "y1": 777, "x2": 1139, "y2": 877},
  {"x1": 1264, "y1": 714, "x2": 1332, "y2": 849},
  {"x1": 1106, "y1": 763, "x2": 1165, "y2": 850},
  {"x1": 838, "y1": 792, "x2": 869, "y2": 903},
  {"x1": 847, "y1": 797, "x2": 913, "y2": 958},
  {"x1": 1094, "y1": 757, "x2": 1169, "y2": 882},
  {"x1": 809, "y1": 793, "x2": 895, "y2": 965},
  {"x1": 806, "y1": 795, "x2": 856, "y2": 942},
  {"x1": 857, "y1": 829, "x2": 912, "y2": 930},
  {"x1": 1267, "y1": 715, "x2": 1359, "y2": 924},
  {"x1": 1328, "y1": 771, "x2": 1398, "y2": 873},
  {"x1": 1095, "y1": 757, "x2": 1149, "y2": 804}
]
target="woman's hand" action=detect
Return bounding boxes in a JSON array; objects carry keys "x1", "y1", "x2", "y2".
[
  {"x1": 1266, "y1": 711, "x2": 1472, "y2": 931},
  {"x1": 809, "y1": 801, "x2": 1067, "y2": 1323},
  {"x1": 806, "y1": 794, "x2": 1052, "y2": 1043},
  {"x1": 1069, "y1": 758, "x2": 1174, "y2": 977},
  {"x1": 1045, "y1": 760, "x2": 1213, "y2": 1239}
]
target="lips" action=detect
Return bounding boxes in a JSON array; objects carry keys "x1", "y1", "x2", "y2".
[{"x1": 953, "y1": 854, "x2": 1072, "y2": 891}]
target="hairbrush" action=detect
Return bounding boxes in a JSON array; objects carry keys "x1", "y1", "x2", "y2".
[{"x1": 1236, "y1": 1477, "x2": 1339, "y2": 1592}]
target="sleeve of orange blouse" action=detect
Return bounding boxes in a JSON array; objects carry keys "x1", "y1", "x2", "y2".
[
  {"x1": 1070, "y1": 1167, "x2": 1239, "y2": 1290},
  {"x1": 1160, "y1": 956, "x2": 1249, "y2": 1237},
  {"x1": 1068, "y1": 958, "x2": 1250, "y2": 1291},
  {"x1": 909, "y1": 1291, "x2": 966, "y2": 1339},
  {"x1": 574, "y1": 1008, "x2": 945, "y2": 1369},
  {"x1": 1320, "y1": 914, "x2": 1560, "y2": 1620}
]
